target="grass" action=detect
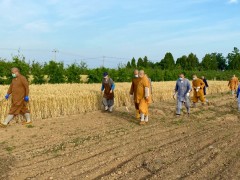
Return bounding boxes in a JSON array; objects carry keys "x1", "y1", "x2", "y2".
[
  {"x1": 26, "y1": 124, "x2": 34, "y2": 128},
  {"x1": 5, "y1": 146, "x2": 15, "y2": 153}
]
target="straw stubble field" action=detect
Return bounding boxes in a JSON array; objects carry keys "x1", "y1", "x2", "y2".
[
  {"x1": 1, "y1": 81, "x2": 240, "y2": 180},
  {"x1": 0, "y1": 81, "x2": 230, "y2": 121}
]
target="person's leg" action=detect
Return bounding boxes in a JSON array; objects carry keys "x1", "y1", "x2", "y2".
[
  {"x1": 102, "y1": 98, "x2": 108, "y2": 111},
  {"x1": 2, "y1": 114, "x2": 14, "y2": 126},
  {"x1": 139, "y1": 99, "x2": 147, "y2": 125},
  {"x1": 176, "y1": 99, "x2": 182, "y2": 115},
  {"x1": 192, "y1": 95, "x2": 198, "y2": 107},
  {"x1": 185, "y1": 98, "x2": 190, "y2": 115},
  {"x1": 24, "y1": 113, "x2": 31, "y2": 123},
  {"x1": 199, "y1": 94, "x2": 206, "y2": 105},
  {"x1": 135, "y1": 103, "x2": 140, "y2": 119},
  {"x1": 108, "y1": 99, "x2": 114, "y2": 112},
  {"x1": 144, "y1": 104, "x2": 149, "y2": 123}
]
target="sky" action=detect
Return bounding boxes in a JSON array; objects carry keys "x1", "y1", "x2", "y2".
[{"x1": 0, "y1": 0, "x2": 239, "y2": 68}]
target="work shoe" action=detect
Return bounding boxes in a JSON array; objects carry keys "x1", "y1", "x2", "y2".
[
  {"x1": 22, "y1": 121, "x2": 32, "y2": 125},
  {"x1": 139, "y1": 121, "x2": 146, "y2": 125},
  {"x1": 0, "y1": 123, "x2": 7, "y2": 128}
]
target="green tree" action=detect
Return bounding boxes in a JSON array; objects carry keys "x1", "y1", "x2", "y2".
[
  {"x1": 31, "y1": 61, "x2": 45, "y2": 84},
  {"x1": 44, "y1": 61, "x2": 65, "y2": 83},
  {"x1": 131, "y1": 57, "x2": 136, "y2": 68},
  {"x1": 126, "y1": 61, "x2": 131, "y2": 68},
  {"x1": 137, "y1": 57, "x2": 144, "y2": 67},
  {"x1": 143, "y1": 56, "x2": 149, "y2": 67},
  {"x1": 216, "y1": 53, "x2": 227, "y2": 71},
  {"x1": 227, "y1": 47, "x2": 240, "y2": 70},
  {"x1": 160, "y1": 52, "x2": 175, "y2": 70},
  {"x1": 186, "y1": 53, "x2": 199, "y2": 70},
  {"x1": 201, "y1": 53, "x2": 218, "y2": 70},
  {"x1": 65, "y1": 63, "x2": 81, "y2": 83},
  {"x1": 176, "y1": 55, "x2": 188, "y2": 70}
]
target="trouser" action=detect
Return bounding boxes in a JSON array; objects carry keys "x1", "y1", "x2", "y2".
[
  {"x1": 203, "y1": 87, "x2": 207, "y2": 96},
  {"x1": 103, "y1": 98, "x2": 114, "y2": 107},
  {"x1": 176, "y1": 98, "x2": 190, "y2": 115}
]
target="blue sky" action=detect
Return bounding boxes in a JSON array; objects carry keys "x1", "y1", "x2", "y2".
[{"x1": 0, "y1": 0, "x2": 239, "y2": 68}]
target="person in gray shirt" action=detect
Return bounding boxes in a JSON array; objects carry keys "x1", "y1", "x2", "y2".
[{"x1": 174, "y1": 73, "x2": 191, "y2": 116}]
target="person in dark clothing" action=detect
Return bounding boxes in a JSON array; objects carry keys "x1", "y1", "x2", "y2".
[
  {"x1": 101, "y1": 72, "x2": 115, "y2": 112},
  {"x1": 201, "y1": 76, "x2": 209, "y2": 96}
]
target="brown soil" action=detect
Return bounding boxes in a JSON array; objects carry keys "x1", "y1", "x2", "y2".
[{"x1": 0, "y1": 93, "x2": 240, "y2": 180}]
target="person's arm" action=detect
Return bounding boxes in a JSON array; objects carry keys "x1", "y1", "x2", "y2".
[
  {"x1": 111, "y1": 83, "x2": 115, "y2": 91},
  {"x1": 7, "y1": 82, "x2": 13, "y2": 95},
  {"x1": 101, "y1": 83, "x2": 104, "y2": 91},
  {"x1": 109, "y1": 78, "x2": 115, "y2": 91},
  {"x1": 175, "y1": 81, "x2": 178, "y2": 92},
  {"x1": 185, "y1": 80, "x2": 191, "y2": 96},
  {"x1": 200, "y1": 80, "x2": 205, "y2": 89},
  {"x1": 143, "y1": 77, "x2": 150, "y2": 98},
  {"x1": 21, "y1": 76, "x2": 29, "y2": 96},
  {"x1": 237, "y1": 86, "x2": 240, "y2": 98},
  {"x1": 205, "y1": 79, "x2": 209, "y2": 87},
  {"x1": 130, "y1": 80, "x2": 134, "y2": 95}
]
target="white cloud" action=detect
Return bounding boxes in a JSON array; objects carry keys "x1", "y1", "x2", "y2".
[{"x1": 228, "y1": 0, "x2": 238, "y2": 4}]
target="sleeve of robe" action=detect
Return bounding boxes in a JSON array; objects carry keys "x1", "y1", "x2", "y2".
[
  {"x1": 187, "y1": 80, "x2": 191, "y2": 93},
  {"x1": 175, "y1": 81, "x2": 178, "y2": 92},
  {"x1": 7, "y1": 82, "x2": 13, "y2": 95},
  {"x1": 21, "y1": 76, "x2": 29, "y2": 96},
  {"x1": 200, "y1": 79, "x2": 205, "y2": 89},
  {"x1": 237, "y1": 86, "x2": 240, "y2": 98},
  {"x1": 109, "y1": 78, "x2": 115, "y2": 90},
  {"x1": 130, "y1": 80, "x2": 134, "y2": 95},
  {"x1": 143, "y1": 77, "x2": 150, "y2": 97}
]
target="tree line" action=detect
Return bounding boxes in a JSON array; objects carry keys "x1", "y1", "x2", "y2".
[{"x1": 0, "y1": 47, "x2": 240, "y2": 84}]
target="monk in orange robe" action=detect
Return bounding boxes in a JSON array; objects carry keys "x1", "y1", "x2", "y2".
[
  {"x1": 228, "y1": 75, "x2": 239, "y2": 95},
  {"x1": 130, "y1": 69, "x2": 141, "y2": 119},
  {"x1": 135, "y1": 70, "x2": 152, "y2": 125},
  {"x1": 0, "y1": 68, "x2": 31, "y2": 128},
  {"x1": 192, "y1": 75, "x2": 205, "y2": 107}
]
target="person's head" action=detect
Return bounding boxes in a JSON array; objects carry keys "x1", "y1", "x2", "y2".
[
  {"x1": 192, "y1": 74, "x2": 197, "y2": 80},
  {"x1": 103, "y1": 72, "x2": 108, "y2": 79},
  {"x1": 233, "y1": 74, "x2": 236, "y2": 78},
  {"x1": 133, "y1": 69, "x2": 139, "y2": 77},
  {"x1": 139, "y1": 70, "x2": 145, "y2": 78},
  {"x1": 11, "y1": 67, "x2": 20, "y2": 78},
  {"x1": 179, "y1": 73, "x2": 185, "y2": 80},
  {"x1": 201, "y1": 76, "x2": 205, "y2": 79}
]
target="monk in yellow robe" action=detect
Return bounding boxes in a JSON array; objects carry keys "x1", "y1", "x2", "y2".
[
  {"x1": 0, "y1": 68, "x2": 31, "y2": 128},
  {"x1": 192, "y1": 75, "x2": 205, "y2": 107},
  {"x1": 228, "y1": 75, "x2": 239, "y2": 95},
  {"x1": 130, "y1": 69, "x2": 141, "y2": 119},
  {"x1": 135, "y1": 70, "x2": 152, "y2": 125}
]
